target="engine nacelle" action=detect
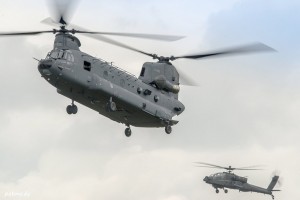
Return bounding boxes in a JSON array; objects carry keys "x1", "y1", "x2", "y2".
[
  {"x1": 154, "y1": 75, "x2": 180, "y2": 94},
  {"x1": 138, "y1": 62, "x2": 180, "y2": 96},
  {"x1": 232, "y1": 175, "x2": 247, "y2": 183}
]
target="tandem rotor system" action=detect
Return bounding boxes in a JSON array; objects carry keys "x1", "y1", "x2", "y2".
[{"x1": 0, "y1": 0, "x2": 276, "y2": 136}]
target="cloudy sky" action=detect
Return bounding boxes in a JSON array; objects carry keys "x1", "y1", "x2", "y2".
[{"x1": 0, "y1": 0, "x2": 299, "y2": 200}]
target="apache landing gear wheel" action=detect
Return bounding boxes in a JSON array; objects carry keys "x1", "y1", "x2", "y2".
[
  {"x1": 215, "y1": 189, "x2": 219, "y2": 194},
  {"x1": 66, "y1": 103, "x2": 78, "y2": 115},
  {"x1": 125, "y1": 127, "x2": 132, "y2": 137},
  {"x1": 165, "y1": 125, "x2": 172, "y2": 134},
  {"x1": 224, "y1": 189, "x2": 228, "y2": 193},
  {"x1": 66, "y1": 105, "x2": 73, "y2": 115},
  {"x1": 71, "y1": 105, "x2": 78, "y2": 114}
]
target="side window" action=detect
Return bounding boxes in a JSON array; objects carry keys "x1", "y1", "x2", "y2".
[
  {"x1": 84, "y1": 61, "x2": 91, "y2": 71},
  {"x1": 69, "y1": 54, "x2": 74, "y2": 62}
]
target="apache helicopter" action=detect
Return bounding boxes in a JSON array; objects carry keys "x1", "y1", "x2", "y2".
[
  {"x1": 0, "y1": 1, "x2": 274, "y2": 136},
  {"x1": 196, "y1": 162, "x2": 281, "y2": 199}
]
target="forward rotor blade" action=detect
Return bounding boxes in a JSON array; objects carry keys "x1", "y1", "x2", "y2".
[
  {"x1": 75, "y1": 31, "x2": 185, "y2": 42},
  {"x1": 173, "y1": 43, "x2": 276, "y2": 60},
  {"x1": 41, "y1": 17, "x2": 61, "y2": 27},
  {"x1": 82, "y1": 33, "x2": 154, "y2": 57},
  {"x1": 41, "y1": 18, "x2": 155, "y2": 57},
  {"x1": 0, "y1": 30, "x2": 53, "y2": 36},
  {"x1": 47, "y1": 0, "x2": 80, "y2": 25},
  {"x1": 41, "y1": 18, "x2": 184, "y2": 42}
]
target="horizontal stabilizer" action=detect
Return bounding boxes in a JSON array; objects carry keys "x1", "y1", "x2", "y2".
[{"x1": 169, "y1": 120, "x2": 179, "y2": 125}]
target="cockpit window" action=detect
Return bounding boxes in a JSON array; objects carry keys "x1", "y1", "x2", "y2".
[
  {"x1": 58, "y1": 51, "x2": 65, "y2": 59},
  {"x1": 48, "y1": 50, "x2": 74, "y2": 62},
  {"x1": 49, "y1": 50, "x2": 64, "y2": 59},
  {"x1": 50, "y1": 51, "x2": 59, "y2": 59}
]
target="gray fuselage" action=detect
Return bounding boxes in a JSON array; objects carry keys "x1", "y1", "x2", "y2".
[
  {"x1": 38, "y1": 34, "x2": 184, "y2": 128},
  {"x1": 203, "y1": 172, "x2": 278, "y2": 198}
]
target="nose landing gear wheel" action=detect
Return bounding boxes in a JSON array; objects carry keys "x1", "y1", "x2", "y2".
[
  {"x1": 165, "y1": 125, "x2": 172, "y2": 134},
  {"x1": 224, "y1": 189, "x2": 228, "y2": 193},
  {"x1": 125, "y1": 127, "x2": 131, "y2": 137},
  {"x1": 216, "y1": 189, "x2": 219, "y2": 193}
]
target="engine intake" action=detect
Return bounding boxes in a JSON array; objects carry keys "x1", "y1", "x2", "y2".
[{"x1": 154, "y1": 75, "x2": 180, "y2": 94}]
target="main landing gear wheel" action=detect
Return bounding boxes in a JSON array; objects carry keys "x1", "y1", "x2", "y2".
[
  {"x1": 165, "y1": 125, "x2": 172, "y2": 134},
  {"x1": 215, "y1": 189, "x2": 219, "y2": 193},
  {"x1": 224, "y1": 189, "x2": 228, "y2": 193},
  {"x1": 125, "y1": 127, "x2": 132, "y2": 137},
  {"x1": 108, "y1": 101, "x2": 117, "y2": 111},
  {"x1": 66, "y1": 104, "x2": 78, "y2": 114},
  {"x1": 107, "y1": 97, "x2": 117, "y2": 112},
  {"x1": 66, "y1": 100, "x2": 78, "y2": 115}
]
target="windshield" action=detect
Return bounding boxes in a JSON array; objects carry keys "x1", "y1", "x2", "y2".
[
  {"x1": 48, "y1": 51, "x2": 59, "y2": 59},
  {"x1": 47, "y1": 50, "x2": 74, "y2": 62}
]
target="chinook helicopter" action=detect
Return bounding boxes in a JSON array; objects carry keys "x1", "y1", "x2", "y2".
[
  {"x1": 0, "y1": 1, "x2": 274, "y2": 136},
  {"x1": 196, "y1": 162, "x2": 281, "y2": 199}
]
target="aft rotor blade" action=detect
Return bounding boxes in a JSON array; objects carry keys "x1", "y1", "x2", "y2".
[
  {"x1": 177, "y1": 68, "x2": 199, "y2": 86},
  {"x1": 172, "y1": 43, "x2": 276, "y2": 60},
  {"x1": 0, "y1": 30, "x2": 54, "y2": 36}
]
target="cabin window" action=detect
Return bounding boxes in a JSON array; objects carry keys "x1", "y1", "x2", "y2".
[
  {"x1": 140, "y1": 67, "x2": 145, "y2": 77},
  {"x1": 103, "y1": 71, "x2": 109, "y2": 79},
  {"x1": 84, "y1": 61, "x2": 91, "y2": 71},
  {"x1": 120, "y1": 79, "x2": 125, "y2": 86}
]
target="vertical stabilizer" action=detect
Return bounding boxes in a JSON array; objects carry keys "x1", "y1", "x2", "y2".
[{"x1": 267, "y1": 176, "x2": 279, "y2": 191}]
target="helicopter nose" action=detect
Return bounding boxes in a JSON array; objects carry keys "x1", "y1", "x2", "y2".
[
  {"x1": 38, "y1": 59, "x2": 53, "y2": 70},
  {"x1": 203, "y1": 176, "x2": 209, "y2": 182},
  {"x1": 38, "y1": 59, "x2": 53, "y2": 76}
]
